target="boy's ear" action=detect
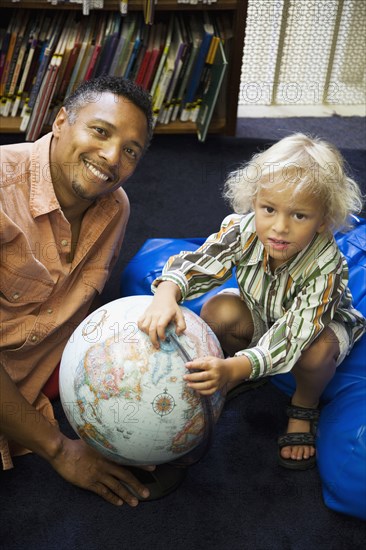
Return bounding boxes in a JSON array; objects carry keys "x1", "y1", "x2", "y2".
[
  {"x1": 317, "y1": 220, "x2": 328, "y2": 234},
  {"x1": 52, "y1": 107, "x2": 68, "y2": 138}
]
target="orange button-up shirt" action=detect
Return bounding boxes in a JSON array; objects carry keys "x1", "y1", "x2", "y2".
[{"x1": 0, "y1": 133, "x2": 130, "y2": 468}]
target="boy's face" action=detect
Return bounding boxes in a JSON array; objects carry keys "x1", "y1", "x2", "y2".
[
  {"x1": 254, "y1": 182, "x2": 326, "y2": 269},
  {"x1": 50, "y1": 92, "x2": 148, "y2": 205}
]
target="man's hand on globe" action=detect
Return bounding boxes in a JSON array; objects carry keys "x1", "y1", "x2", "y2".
[{"x1": 50, "y1": 436, "x2": 154, "y2": 506}]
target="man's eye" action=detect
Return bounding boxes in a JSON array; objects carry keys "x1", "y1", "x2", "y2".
[
  {"x1": 124, "y1": 147, "x2": 138, "y2": 160},
  {"x1": 94, "y1": 127, "x2": 107, "y2": 136}
]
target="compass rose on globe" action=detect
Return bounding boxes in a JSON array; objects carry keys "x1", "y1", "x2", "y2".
[{"x1": 152, "y1": 389, "x2": 176, "y2": 417}]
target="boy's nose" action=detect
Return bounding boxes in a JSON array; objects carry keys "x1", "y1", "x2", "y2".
[{"x1": 273, "y1": 215, "x2": 289, "y2": 233}]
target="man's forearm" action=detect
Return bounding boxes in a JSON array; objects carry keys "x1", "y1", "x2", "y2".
[{"x1": 0, "y1": 363, "x2": 64, "y2": 462}]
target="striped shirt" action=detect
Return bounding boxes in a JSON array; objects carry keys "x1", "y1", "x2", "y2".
[{"x1": 153, "y1": 213, "x2": 365, "y2": 379}]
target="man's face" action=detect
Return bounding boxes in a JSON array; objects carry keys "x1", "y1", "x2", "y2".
[{"x1": 51, "y1": 92, "x2": 148, "y2": 205}]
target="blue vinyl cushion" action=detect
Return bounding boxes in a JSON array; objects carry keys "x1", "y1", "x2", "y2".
[{"x1": 120, "y1": 218, "x2": 366, "y2": 520}]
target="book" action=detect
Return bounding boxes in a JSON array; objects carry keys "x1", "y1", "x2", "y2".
[
  {"x1": 120, "y1": 15, "x2": 142, "y2": 78},
  {"x1": 196, "y1": 39, "x2": 227, "y2": 142},
  {"x1": 172, "y1": 13, "x2": 203, "y2": 122},
  {"x1": 71, "y1": 14, "x2": 98, "y2": 88},
  {"x1": 180, "y1": 13, "x2": 213, "y2": 122},
  {"x1": 0, "y1": 14, "x2": 19, "y2": 99},
  {"x1": 84, "y1": 16, "x2": 107, "y2": 81},
  {"x1": 112, "y1": 13, "x2": 138, "y2": 77},
  {"x1": 11, "y1": 15, "x2": 44, "y2": 117},
  {"x1": 0, "y1": 15, "x2": 16, "y2": 88},
  {"x1": 135, "y1": 24, "x2": 154, "y2": 87},
  {"x1": 27, "y1": 15, "x2": 64, "y2": 111},
  {"x1": 56, "y1": 15, "x2": 82, "y2": 101},
  {"x1": 45, "y1": 14, "x2": 80, "y2": 125},
  {"x1": 2, "y1": 14, "x2": 31, "y2": 117},
  {"x1": 151, "y1": 15, "x2": 175, "y2": 125},
  {"x1": 149, "y1": 14, "x2": 174, "y2": 100},
  {"x1": 129, "y1": 24, "x2": 150, "y2": 82},
  {"x1": 141, "y1": 22, "x2": 165, "y2": 91},
  {"x1": 95, "y1": 12, "x2": 121, "y2": 76},
  {"x1": 189, "y1": 34, "x2": 220, "y2": 123},
  {"x1": 124, "y1": 18, "x2": 144, "y2": 79},
  {"x1": 25, "y1": 23, "x2": 69, "y2": 141},
  {"x1": 158, "y1": 16, "x2": 188, "y2": 125}
]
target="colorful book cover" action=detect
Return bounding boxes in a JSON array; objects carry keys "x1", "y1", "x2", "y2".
[
  {"x1": 142, "y1": 23, "x2": 165, "y2": 92},
  {"x1": 180, "y1": 13, "x2": 213, "y2": 122},
  {"x1": 196, "y1": 40, "x2": 228, "y2": 143}
]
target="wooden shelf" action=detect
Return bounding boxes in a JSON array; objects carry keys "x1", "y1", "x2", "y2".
[
  {"x1": 0, "y1": 116, "x2": 226, "y2": 135},
  {"x1": 2, "y1": 1, "x2": 241, "y2": 11}
]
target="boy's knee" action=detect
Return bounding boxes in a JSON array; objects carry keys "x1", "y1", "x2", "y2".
[
  {"x1": 297, "y1": 328, "x2": 340, "y2": 372},
  {"x1": 201, "y1": 294, "x2": 228, "y2": 322},
  {"x1": 201, "y1": 293, "x2": 253, "y2": 343},
  {"x1": 201, "y1": 294, "x2": 243, "y2": 326}
]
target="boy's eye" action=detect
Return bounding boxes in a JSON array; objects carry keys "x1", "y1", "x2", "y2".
[
  {"x1": 294, "y1": 213, "x2": 306, "y2": 220},
  {"x1": 264, "y1": 206, "x2": 275, "y2": 213}
]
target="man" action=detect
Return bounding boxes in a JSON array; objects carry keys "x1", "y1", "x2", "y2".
[{"x1": 0, "y1": 76, "x2": 172, "y2": 507}]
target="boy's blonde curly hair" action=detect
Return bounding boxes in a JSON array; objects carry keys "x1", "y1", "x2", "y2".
[{"x1": 223, "y1": 133, "x2": 363, "y2": 231}]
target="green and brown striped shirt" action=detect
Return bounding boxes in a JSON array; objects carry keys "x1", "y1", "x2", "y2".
[{"x1": 153, "y1": 213, "x2": 365, "y2": 379}]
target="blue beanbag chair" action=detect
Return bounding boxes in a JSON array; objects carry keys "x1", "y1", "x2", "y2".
[{"x1": 120, "y1": 218, "x2": 366, "y2": 520}]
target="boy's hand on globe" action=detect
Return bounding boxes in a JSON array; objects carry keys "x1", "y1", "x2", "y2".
[
  {"x1": 50, "y1": 436, "x2": 154, "y2": 506},
  {"x1": 183, "y1": 356, "x2": 230, "y2": 395},
  {"x1": 138, "y1": 281, "x2": 185, "y2": 348}
]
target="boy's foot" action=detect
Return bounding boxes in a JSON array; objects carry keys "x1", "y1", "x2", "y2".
[{"x1": 278, "y1": 404, "x2": 319, "y2": 470}]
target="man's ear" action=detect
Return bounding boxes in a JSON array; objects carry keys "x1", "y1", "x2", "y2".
[{"x1": 52, "y1": 107, "x2": 68, "y2": 138}]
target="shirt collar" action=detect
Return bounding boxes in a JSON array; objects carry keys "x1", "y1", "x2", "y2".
[{"x1": 29, "y1": 133, "x2": 61, "y2": 218}]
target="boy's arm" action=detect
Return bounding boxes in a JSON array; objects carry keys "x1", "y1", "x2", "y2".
[
  {"x1": 152, "y1": 214, "x2": 244, "y2": 303},
  {"x1": 0, "y1": 361, "x2": 151, "y2": 506}
]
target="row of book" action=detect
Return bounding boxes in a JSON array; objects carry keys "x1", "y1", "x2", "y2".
[{"x1": 0, "y1": 9, "x2": 231, "y2": 141}]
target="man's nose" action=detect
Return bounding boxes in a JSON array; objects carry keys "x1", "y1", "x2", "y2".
[{"x1": 99, "y1": 143, "x2": 120, "y2": 166}]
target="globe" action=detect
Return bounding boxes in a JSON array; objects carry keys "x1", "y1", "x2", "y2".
[{"x1": 59, "y1": 295, "x2": 225, "y2": 466}]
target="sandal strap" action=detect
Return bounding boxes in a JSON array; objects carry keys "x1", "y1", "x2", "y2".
[
  {"x1": 286, "y1": 404, "x2": 320, "y2": 421},
  {"x1": 278, "y1": 432, "x2": 316, "y2": 449}
]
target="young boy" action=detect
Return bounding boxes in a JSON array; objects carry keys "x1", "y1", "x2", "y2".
[{"x1": 138, "y1": 133, "x2": 366, "y2": 470}]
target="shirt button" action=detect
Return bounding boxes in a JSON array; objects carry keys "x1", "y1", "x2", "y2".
[
  {"x1": 61, "y1": 239, "x2": 68, "y2": 247},
  {"x1": 12, "y1": 292, "x2": 20, "y2": 300},
  {"x1": 31, "y1": 335, "x2": 38, "y2": 342}
]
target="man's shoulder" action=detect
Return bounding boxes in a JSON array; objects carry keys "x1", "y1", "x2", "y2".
[
  {"x1": 1, "y1": 134, "x2": 52, "y2": 186},
  {"x1": 111, "y1": 187, "x2": 130, "y2": 209},
  {"x1": 0, "y1": 141, "x2": 33, "y2": 170}
]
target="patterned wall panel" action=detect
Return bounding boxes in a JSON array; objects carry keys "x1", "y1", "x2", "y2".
[
  {"x1": 326, "y1": 0, "x2": 366, "y2": 104},
  {"x1": 239, "y1": 0, "x2": 366, "y2": 106}
]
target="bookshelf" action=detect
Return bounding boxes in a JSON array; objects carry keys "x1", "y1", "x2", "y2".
[{"x1": 0, "y1": 1, "x2": 247, "y2": 138}]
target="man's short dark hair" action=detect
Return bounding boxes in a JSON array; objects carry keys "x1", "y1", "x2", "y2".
[{"x1": 63, "y1": 76, "x2": 154, "y2": 149}]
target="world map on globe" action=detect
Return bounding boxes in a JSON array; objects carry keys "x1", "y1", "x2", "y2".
[{"x1": 60, "y1": 296, "x2": 225, "y2": 466}]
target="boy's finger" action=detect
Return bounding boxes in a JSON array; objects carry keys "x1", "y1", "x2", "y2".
[
  {"x1": 185, "y1": 361, "x2": 205, "y2": 371},
  {"x1": 175, "y1": 312, "x2": 186, "y2": 335}
]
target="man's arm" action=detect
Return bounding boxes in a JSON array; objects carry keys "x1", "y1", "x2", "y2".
[{"x1": 0, "y1": 362, "x2": 151, "y2": 506}]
